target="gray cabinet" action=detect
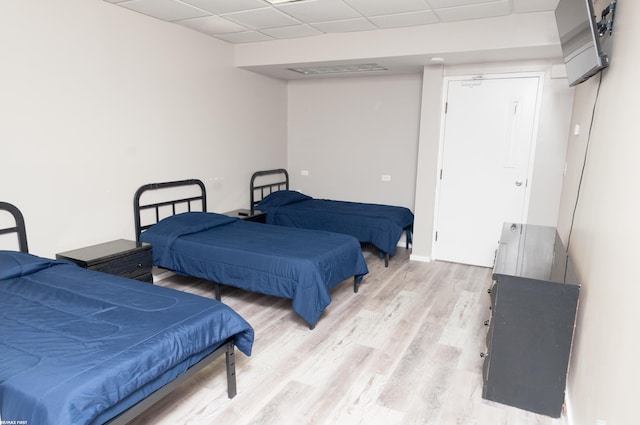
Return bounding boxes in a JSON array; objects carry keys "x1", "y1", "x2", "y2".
[{"x1": 482, "y1": 223, "x2": 579, "y2": 418}]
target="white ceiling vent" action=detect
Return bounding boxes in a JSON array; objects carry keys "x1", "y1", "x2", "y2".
[{"x1": 287, "y1": 63, "x2": 389, "y2": 76}]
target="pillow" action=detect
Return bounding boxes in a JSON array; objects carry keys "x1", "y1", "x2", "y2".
[
  {"x1": 255, "y1": 190, "x2": 312, "y2": 210},
  {"x1": 0, "y1": 250, "x2": 60, "y2": 280}
]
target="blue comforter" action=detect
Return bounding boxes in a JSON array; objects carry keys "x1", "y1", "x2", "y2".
[
  {"x1": 140, "y1": 212, "x2": 369, "y2": 327},
  {"x1": 0, "y1": 250, "x2": 253, "y2": 425},
  {"x1": 255, "y1": 190, "x2": 414, "y2": 256}
]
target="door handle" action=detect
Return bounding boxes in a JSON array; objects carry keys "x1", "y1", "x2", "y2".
[{"x1": 515, "y1": 180, "x2": 523, "y2": 187}]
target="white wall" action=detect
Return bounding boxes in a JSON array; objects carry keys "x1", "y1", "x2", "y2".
[
  {"x1": 287, "y1": 74, "x2": 422, "y2": 209},
  {"x1": 526, "y1": 69, "x2": 575, "y2": 225},
  {"x1": 411, "y1": 66, "x2": 444, "y2": 262},
  {"x1": 0, "y1": 0, "x2": 287, "y2": 258},
  {"x1": 559, "y1": 1, "x2": 640, "y2": 424},
  {"x1": 556, "y1": 79, "x2": 598, "y2": 244}
]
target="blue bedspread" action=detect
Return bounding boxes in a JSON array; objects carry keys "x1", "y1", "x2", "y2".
[
  {"x1": 256, "y1": 190, "x2": 414, "y2": 256},
  {"x1": 0, "y1": 250, "x2": 253, "y2": 425},
  {"x1": 140, "y1": 212, "x2": 368, "y2": 327}
]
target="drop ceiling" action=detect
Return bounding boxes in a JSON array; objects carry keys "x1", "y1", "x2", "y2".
[
  {"x1": 103, "y1": 0, "x2": 562, "y2": 79},
  {"x1": 104, "y1": 0, "x2": 559, "y2": 43}
]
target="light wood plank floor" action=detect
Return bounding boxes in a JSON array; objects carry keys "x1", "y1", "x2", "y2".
[{"x1": 127, "y1": 246, "x2": 567, "y2": 425}]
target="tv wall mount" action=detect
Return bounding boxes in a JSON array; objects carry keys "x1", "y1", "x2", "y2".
[{"x1": 597, "y1": 0, "x2": 617, "y2": 37}]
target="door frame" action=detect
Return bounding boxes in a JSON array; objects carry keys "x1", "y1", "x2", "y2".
[{"x1": 431, "y1": 72, "x2": 545, "y2": 263}]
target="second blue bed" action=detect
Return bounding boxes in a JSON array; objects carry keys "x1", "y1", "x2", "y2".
[{"x1": 139, "y1": 211, "x2": 368, "y2": 328}]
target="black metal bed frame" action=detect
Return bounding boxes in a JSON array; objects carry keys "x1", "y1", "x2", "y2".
[
  {"x1": 250, "y1": 168, "x2": 289, "y2": 214},
  {"x1": 134, "y1": 179, "x2": 207, "y2": 242},
  {"x1": 106, "y1": 340, "x2": 237, "y2": 425},
  {"x1": 0, "y1": 200, "x2": 239, "y2": 424},
  {"x1": 133, "y1": 179, "x2": 224, "y2": 301},
  {"x1": 0, "y1": 201, "x2": 29, "y2": 253}
]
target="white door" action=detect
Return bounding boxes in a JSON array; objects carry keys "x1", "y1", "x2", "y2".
[{"x1": 433, "y1": 75, "x2": 540, "y2": 267}]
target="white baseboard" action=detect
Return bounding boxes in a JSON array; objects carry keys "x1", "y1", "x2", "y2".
[
  {"x1": 563, "y1": 387, "x2": 573, "y2": 425},
  {"x1": 409, "y1": 254, "x2": 431, "y2": 262}
]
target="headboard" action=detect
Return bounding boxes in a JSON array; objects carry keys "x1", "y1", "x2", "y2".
[
  {"x1": 0, "y1": 201, "x2": 29, "y2": 253},
  {"x1": 250, "y1": 169, "x2": 289, "y2": 213},
  {"x1": 133, "y1": 179, "x2": 207, "y2": 242}
]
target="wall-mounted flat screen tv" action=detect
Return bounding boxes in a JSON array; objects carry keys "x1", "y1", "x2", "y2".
[{"x1": 555, "y1": 0, "x2": 613, "y2": 86}]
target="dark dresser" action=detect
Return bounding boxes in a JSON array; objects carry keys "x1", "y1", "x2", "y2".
[
  {"x1": 56, "y1": 239, "x2": 153, "y2": 283},
  {"x1": 482, "y1": 223, "x2": 580, "y2": 417}
]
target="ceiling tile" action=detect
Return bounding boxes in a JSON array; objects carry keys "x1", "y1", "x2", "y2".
[
  {"x1": 177, "y1": 15, "x2": 248, "y2": 35},
  {"x1": 276, "y1": 0, "x2": 361, "y2": 23},
  {"x1": 512, "y1": 0, "x2": 559, "y2": 13},
  {"x1": 119, "y1": 0, "x2": 210, "y2": 21},
  {"x1": 181, "y1": 0, "x2": 267, "y2": 14},
  {"x1": 261, "y1": 24, "x2": 323, "y2": 39},
  {"x1": 427, "y1": 0, "x2": 493, "y2": 7},
  {"x1": 434, "y1": 1, "x2": 511, "y2": 22},
  {"x1": 369, "y1": 10, "x2": 439, "y2": 29},
  {"x1": 311, "y1": 18, "x2": 376, "y2": 34},
  {"x1": 215, "y1": 31, "x2": 274, "y2": 43},
  {"x1": 343, "y1": 0, "x2": 430, "y2": 17},
  {"x1": 222, "y1": 7, "x2": 301, "y2": 30}
]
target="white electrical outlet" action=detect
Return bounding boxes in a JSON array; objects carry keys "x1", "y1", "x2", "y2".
[
  {"x1": 596, "y1": 420, "x2": 606, "y2": 425},
  {"x1": 301, "y1": 170, "x2": 309, "y2": 176},
  {"x1": 381, "y1": 175, "x2": 391, "y2": 182}
]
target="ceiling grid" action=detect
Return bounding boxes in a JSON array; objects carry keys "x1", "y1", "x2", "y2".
[{"x1": 104, "y1": 0, "x2": 560, "y2": 44}]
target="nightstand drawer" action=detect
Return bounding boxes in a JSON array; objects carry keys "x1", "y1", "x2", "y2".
[
  {"x1": 89, "y1": 248, "x2": 152, "y2": 279},
  {"x1": 56, "y1": 239, "x2": 153, "y2": 283}
]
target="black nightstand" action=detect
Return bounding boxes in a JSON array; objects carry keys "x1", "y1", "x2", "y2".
[
  {"x1": 223, "y1": 208, "x2": 266, "y2": 223},
  {"x1": 56, "y1": 239, "x2": 153, "y2": 283}
]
